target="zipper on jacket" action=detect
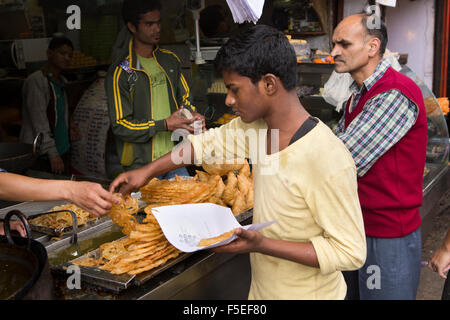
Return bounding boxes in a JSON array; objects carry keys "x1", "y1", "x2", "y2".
[
  {"x1": 136, "y1": 61, "x2": 154, "y2": 120},
  {"x1": 153, "y1": 48, "x2": 179, "y2": 110},
  {"x1": 127, "y1": 40, "x2": 179, "y2": 111}
]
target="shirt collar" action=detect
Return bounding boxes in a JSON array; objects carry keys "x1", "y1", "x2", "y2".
[{"x1": 349, "y1": 59, "x2": 392, "y2": 94}]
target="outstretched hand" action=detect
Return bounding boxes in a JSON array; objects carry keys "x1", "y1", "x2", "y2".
[
  {"x1": 211, "y1": 228, "x2": 265, "y2": 254},
  {"x1": 66, "y1": 181, "x2": 119, "y2": 217},
  {"x1": 109, "y1": 167, "x2": 151, "y2": 195}
]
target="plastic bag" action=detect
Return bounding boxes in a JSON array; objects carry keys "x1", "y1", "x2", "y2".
[
  {"x1": 383, "y1": 49, "x2": 402, "y2": 72},
  {"x1": 322, "y1": 71, "x2": 353, "y2": 112}
]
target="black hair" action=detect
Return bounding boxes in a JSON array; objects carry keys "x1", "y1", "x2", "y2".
[
  {"x1": 361, "y1": 13, "x2": 388, "y2": 57},
  {"x1": 199, "y1": 5, "x2": 226, "y2": 38},
  {"x1": 122, "y1": 0, "x2": 162, "y2": 27},
  {"x1": 48, "y1": 36, "x2": 73, "y2": 51},
  {"x1": 214, "y1": 25, "x2": 297, "y2": 91}
]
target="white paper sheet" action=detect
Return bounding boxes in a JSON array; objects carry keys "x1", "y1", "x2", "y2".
[
  {"x1": 226, "y1": 0, "x2": 265, "y2": 24},
  {"x1": 151, "y1": 203, "x2": 276, "y2": 252},
  {"x1": 376, "y1": 0, "x2": 397, "y2": 7}
]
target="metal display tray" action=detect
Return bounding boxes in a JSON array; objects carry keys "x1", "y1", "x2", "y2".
[
  {"x1": 28, "y1": 213, "x2": 103, "y2": 237},
  {"x1": 0, "y1": 200, "x2": 112, "y2": 245},
  {"x1": 58, "y1": 246, "x2": 193, "y2": 293},
  {"x1": 52, "y1": 208, "x2": 253, "y2": 294}
]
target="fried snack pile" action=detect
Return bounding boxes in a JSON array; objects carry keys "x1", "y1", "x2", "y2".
[
  {"x1": 202, "y1": 159, "x2": 245, "y2": 176},
  {"x1": 73, "y1": 195, "x2": 181, "y2": 275},
  {"x1": 139, "y1": 159, "x2": 254, "y2": 215},
  {"x1": 75, "y1": 220, "x2": 181, "y2": 275},
  {"x1": 29, "y1": 204, "x2": 96, "y2": 229},
  {"x1": 199, "y1": 159, "x2": 253, "y2": 215},
  {"x1": 109, "y1": 194, "x2": 139, "y2": 235},
  {"x1": 140, "y1": 176, "x2": 216, "y2": 207}
]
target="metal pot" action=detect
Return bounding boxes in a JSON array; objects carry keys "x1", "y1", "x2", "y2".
[
  {"x1": 0, "y1": 210, "x2": 54, "y2": 300},
  {"x1": 0, "y1": 133, "x2": 42, "y2": 174}
]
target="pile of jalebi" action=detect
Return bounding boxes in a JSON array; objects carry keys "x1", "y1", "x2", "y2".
[
  {"x1": 30, "y1": 203, "x2": 95, "y2": 229},
  {"x1": 108, "y1": 193, "x2": 139, "y2": 235},
  {"x1": 73, "y1": 205, "x2": 181, "y2": 276}
]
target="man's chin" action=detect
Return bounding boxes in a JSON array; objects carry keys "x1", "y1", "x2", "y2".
[
  {"x1": 334, "y1": 65, "x2": 349, "y2": 74},
  {"x1": 141, "y1": 39, "x2": 160, "y2": 47}
]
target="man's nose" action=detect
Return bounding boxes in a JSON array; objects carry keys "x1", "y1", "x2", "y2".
[
  {"x1": 331, "y1": 46, "x2": 340, "y2": 58},
  {"x1": 225, "y1": 93, "x2": 235, "y2": 107}
]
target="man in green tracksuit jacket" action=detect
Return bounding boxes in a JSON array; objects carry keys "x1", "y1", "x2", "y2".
[{"x1": 105, "y1": 0, "x2": 204, "y2": 173}]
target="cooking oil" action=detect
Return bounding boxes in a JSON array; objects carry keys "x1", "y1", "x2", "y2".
[{"x1": 48, "y1": 225, "x2": 124, "y2": 266}]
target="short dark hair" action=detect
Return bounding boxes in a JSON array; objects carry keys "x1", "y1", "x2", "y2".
[
  {"x1": 122, "y1": 0, "x2": 162, "y2": 27},
  {"x1": 214, "y1": 25, "x2": 297, "y2": 91},
  {"x1": 361, "y1": 14, "x2": 388, "y2": 57},
  {"x1": 48, "y1": 36, "x2": 73, "y2": 51}
]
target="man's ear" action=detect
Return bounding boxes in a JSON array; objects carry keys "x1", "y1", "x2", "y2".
[
  {"x1": 127, "y1": 22, "x2": 137, "y2": 34},
  {"x1": 368, "y1": 37, "x2": 381, "y2": 58},
  {"x1": 261, "y1": 74, "x2": 278, "y2": 96}
]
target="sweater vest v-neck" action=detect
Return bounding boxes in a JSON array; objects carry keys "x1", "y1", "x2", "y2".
[{"x1": 344, "y1": 67, "x2": 427, "y2": 237}]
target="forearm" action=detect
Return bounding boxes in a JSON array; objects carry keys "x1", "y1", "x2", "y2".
[
  {"x1": 258, "y1": 237, "x2": 320, "y2": 268},
  {"x1": 142, "y1": 140, "x2": 195, "y2": 179},
  {"x1": 0, "y1": 173, "x2": 71, "y2": 202}
]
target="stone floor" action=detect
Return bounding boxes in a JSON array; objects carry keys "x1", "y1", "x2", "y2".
[{"x1": 416, "y1": 188, "x2": 450, "y2": 300}]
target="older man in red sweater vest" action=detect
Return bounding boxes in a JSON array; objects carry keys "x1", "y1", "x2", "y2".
[{"x1": 332, "y1": 13, "x2": 427, "y2": 300}]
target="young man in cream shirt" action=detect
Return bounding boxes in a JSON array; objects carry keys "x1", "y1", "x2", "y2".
[{"x1": 110, "y1": 25, "x2": 366, "y2": 300}]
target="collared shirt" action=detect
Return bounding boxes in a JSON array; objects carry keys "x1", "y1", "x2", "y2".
[{"x1": 334, "y1": 59, "x2": 419, "y2": 177}]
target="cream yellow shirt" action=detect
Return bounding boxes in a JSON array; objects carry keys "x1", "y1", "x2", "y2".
[{"x1": 188, "y1": 117, "x2": 366, "y2": 300}]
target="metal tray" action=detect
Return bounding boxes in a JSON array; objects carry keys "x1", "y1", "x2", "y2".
[
  {"x1": 28, "y1": 212, "x2": 107, "y2": 237},
  {"x1": 59, "y1": 244, "x2": 192, "y2": 293}
]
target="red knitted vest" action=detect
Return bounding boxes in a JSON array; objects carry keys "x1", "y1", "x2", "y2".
[{"x1": 344, "y1": 67, "x2": 427, "y2": 238}]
